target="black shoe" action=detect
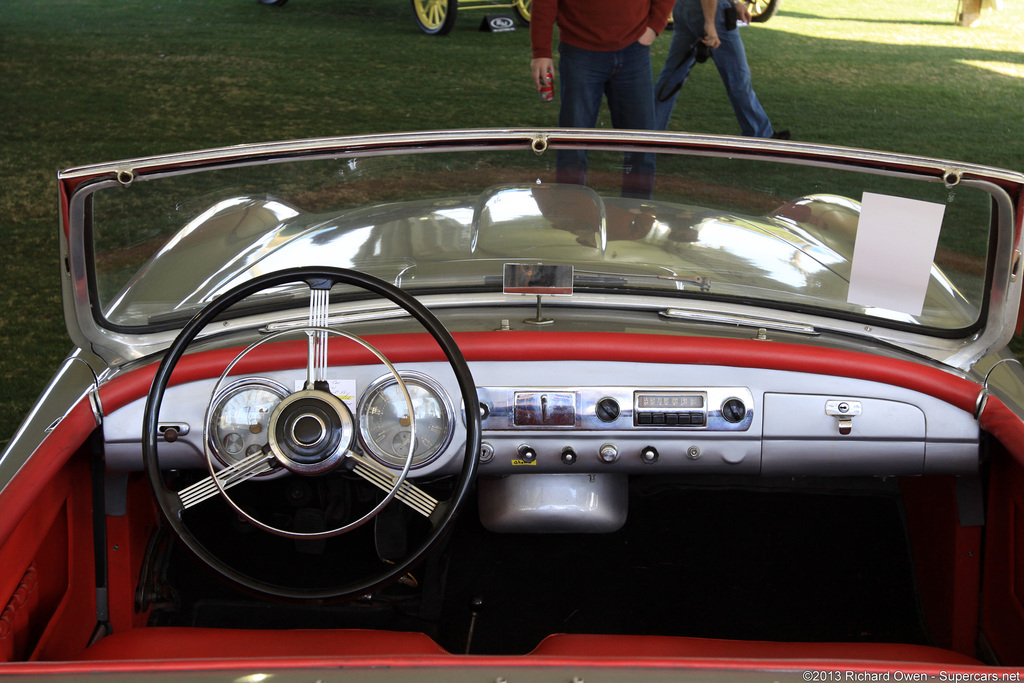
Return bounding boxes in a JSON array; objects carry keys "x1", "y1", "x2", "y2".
[{"x1": 770, "y1": 129, "x2": 791, "y2": 140}]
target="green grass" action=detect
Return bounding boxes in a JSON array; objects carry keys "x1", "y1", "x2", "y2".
[{"x1": 2, "y1": 0, "x2": 1024, "y2": 444}]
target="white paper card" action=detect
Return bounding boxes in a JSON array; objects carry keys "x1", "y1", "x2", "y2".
[
  {"x1": 847, "y1": 192, "x2": 946, "y2": 317},
  {"x1": 294, "y1": 379, "x2": 357, "y2": 412}
]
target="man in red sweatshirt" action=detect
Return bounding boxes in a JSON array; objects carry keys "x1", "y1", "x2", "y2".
[{"x1": 530, "y1": 0, "x2": 674, "y2": 197}]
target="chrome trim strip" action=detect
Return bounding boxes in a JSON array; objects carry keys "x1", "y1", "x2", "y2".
[{"x1": 59, "y1": 129, "x2": 1024, "y2": 186}]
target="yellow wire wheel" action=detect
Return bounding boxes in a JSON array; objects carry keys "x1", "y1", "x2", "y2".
[
  {"x1": 746, "y1": 0, "x2": 781, "y2": 22},
  {"x1": 412, "y1": 0, "x2": 458, "y2": 35},
  {"x1": 513, "y1": 0, "x2": 531, "y2": 25}
]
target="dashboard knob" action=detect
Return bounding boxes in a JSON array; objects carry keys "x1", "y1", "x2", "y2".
[
  {"x1": 561, "y1": 446, "x2": 577, "y2": 465},
  {"x1": 518, "y1": 444, "x2": 537, "y2": 463},
  {"x1": 595, "y1": 397, "x2": 621, "y2": 423},
  {"x1": 599, "y1": 443, "x2": 620, "y2": 464},
  {"x1": 721, "y1": 398, "x2": 747, "y2": 423},
  {"x1": 641, "y1": 445, "x2": 659, "y2": 464}
]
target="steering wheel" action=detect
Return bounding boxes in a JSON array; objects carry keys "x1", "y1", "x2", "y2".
[{"x1": 142, "y1": 267, "x2": 481, "y2": 600}]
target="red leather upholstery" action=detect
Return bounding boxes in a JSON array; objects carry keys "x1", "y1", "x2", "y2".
[
  {"x1": 79, "y1": 627, "x2": 448, "y2": 661},
  {"x1": 530, "y1": 634, "x2": 981, "y2": 665}
]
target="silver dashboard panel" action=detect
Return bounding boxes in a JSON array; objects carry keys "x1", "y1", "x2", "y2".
[{"x1": 102, "y1": 360, "x2": 981, "y2": 478}]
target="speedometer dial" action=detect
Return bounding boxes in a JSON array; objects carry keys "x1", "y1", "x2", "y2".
[
  {"x1": 208, "y1": 378, "x2": 289, "y2": 468},
  {"x1": 358, "y1": 372, "x2": 454, "y2": 469}
]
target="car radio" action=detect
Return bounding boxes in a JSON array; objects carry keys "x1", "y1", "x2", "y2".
[{"x1": 476, "y1": 387, "x2": 754, "y2": 432}]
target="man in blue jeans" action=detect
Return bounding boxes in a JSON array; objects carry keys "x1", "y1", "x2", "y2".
[
  {"x1": 531, "y1": 0, "x2": 674, "y2": 197},
  {"x1": 654, "y1": 0, "x2": 786, "y2": 138}
]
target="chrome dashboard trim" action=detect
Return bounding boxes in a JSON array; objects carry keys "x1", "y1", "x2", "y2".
[{"x1": 476, "y1": 386, "x2": 755, "y2": 432}]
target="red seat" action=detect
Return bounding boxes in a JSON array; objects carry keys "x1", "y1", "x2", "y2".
[
  {"x1": 530, "y1": 634, "x2": 981, "y2": 665},
  {"x1": 80, "y1": 627, "x2": 449, "y2": 661}
]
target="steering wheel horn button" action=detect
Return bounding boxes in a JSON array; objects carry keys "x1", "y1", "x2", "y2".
[{"x1": 268, "y1": 388, "x2": 354, "y2": 474}]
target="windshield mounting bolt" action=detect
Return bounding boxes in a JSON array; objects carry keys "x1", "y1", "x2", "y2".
[
  {"x1": 754, "y1": 328, "x2": 769, "y2": 341},
  {"x1": 943, "y1": 169, "x2": 963, "y2": 188}
]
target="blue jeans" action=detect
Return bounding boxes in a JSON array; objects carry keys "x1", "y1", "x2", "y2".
[
  {"x1": 654, "y1": 0, "x2": 774, "y2": 137},
  {"x1": 557, "y1": 41, "x2": 655, "y2": 198}
]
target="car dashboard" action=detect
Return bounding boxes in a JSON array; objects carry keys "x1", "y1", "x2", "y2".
[{"x1": 101, "y1": 332, "x2": 981, "y2": 533}]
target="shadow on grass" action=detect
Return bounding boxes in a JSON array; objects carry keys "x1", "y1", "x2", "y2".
[{"x1": 774, "y1": 10, "x2": 955, "y2": 26}]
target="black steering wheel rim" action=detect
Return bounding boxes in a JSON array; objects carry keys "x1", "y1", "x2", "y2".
[{"x1": 142, "y1": 266, "x2": 481, "y2": 601}]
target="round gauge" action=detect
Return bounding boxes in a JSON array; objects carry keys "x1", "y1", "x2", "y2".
[
  {"x1": 208, "y1": 378, "x2": 290, "y2": 469},
  {"x1": 358, "y1": 372, "x2": 454, "y2": 469}
]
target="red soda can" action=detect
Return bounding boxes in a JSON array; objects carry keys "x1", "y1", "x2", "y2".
[{"x1": 539, "y1": 73, "x2": 554, "y2": 102}]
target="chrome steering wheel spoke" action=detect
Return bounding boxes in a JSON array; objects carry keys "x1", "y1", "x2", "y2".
[
  {"x1": 305, "y1": 285, "x2": 331, "y2": 390},
  {"x1": 347, "y1": 451, "x2": 439, "y2": 518},
  {"x1": 179, "y1": 449, "x2": 277, "y2": 510}
]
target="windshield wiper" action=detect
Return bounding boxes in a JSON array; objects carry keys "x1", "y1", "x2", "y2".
[
  {"x1": 574, "y1": 270, "x2": 711, "y2": 292},
  {"x1": 485, "y1": 269, "x2": 711, "y2": 292},
  {"x1": 659, "y1": 308, "x2": 818, "y2": 335}
]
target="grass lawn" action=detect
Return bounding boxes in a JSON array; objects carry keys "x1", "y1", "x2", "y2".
[{"x1": 1, "y1": 0, "x2": 1023, "y2": 444}]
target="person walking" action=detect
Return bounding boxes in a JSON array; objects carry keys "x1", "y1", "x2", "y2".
[{"x1": 654, "y1": 0, "x2": 787, "y2": 138}]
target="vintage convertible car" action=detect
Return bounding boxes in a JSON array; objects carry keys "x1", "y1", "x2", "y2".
[{"x1": 2, "y1": 129, "x2": 1024, "y2": 680}]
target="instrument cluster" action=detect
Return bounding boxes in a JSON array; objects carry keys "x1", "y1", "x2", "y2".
[{"x1": 206, "y1": 372, "x2": 456, "y2": 473}]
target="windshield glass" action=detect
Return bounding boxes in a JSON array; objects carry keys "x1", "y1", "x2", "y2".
[{"x1": 88, "y1": 145, "x2": 993, "y2": 332}]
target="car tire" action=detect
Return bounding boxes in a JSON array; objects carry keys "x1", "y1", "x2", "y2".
[{"x1": 411, "y1": 0, "x2": 458, "y2": 35}]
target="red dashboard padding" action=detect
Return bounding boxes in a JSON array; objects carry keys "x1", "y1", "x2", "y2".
[
  {"x1": 79, "y1": 627, "x2": 449, "y2": 661},
  {"x1": 979, "y1": 395, "x2": 1024, "y2": 467},
  {"x1": 530, "y1": 634, "x2": 982, "y2": 665},
  {"x1": 97, "y1": 331, "x2": 984, "y2": 416}
]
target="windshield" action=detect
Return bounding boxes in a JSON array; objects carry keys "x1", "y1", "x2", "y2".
[{"x1": 87, "y1": 143, "x2": 994, "y2": 333}]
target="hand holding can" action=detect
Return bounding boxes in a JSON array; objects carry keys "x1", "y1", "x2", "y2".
[{"x1": 539, "y1": 73, "x2": 554, "y2": 102}]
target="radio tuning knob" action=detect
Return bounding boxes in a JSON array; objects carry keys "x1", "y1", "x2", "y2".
[
  {"x1": 599, "y1": 443, "x2": 620, "y2": 464},
  {"x1": 721, "y1": 398, "x2": 747, "y2": 423},
  {"x1": 595, "y1": 397, "x2": 620, "y2": 423}
]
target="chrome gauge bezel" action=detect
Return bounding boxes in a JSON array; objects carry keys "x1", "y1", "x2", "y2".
[
  {"x1": 357, "y1": 371, "x2": 455, "y2": 469},
  {"x1": 206, "y1": 377, "x2": 290, "y2": 475}
]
